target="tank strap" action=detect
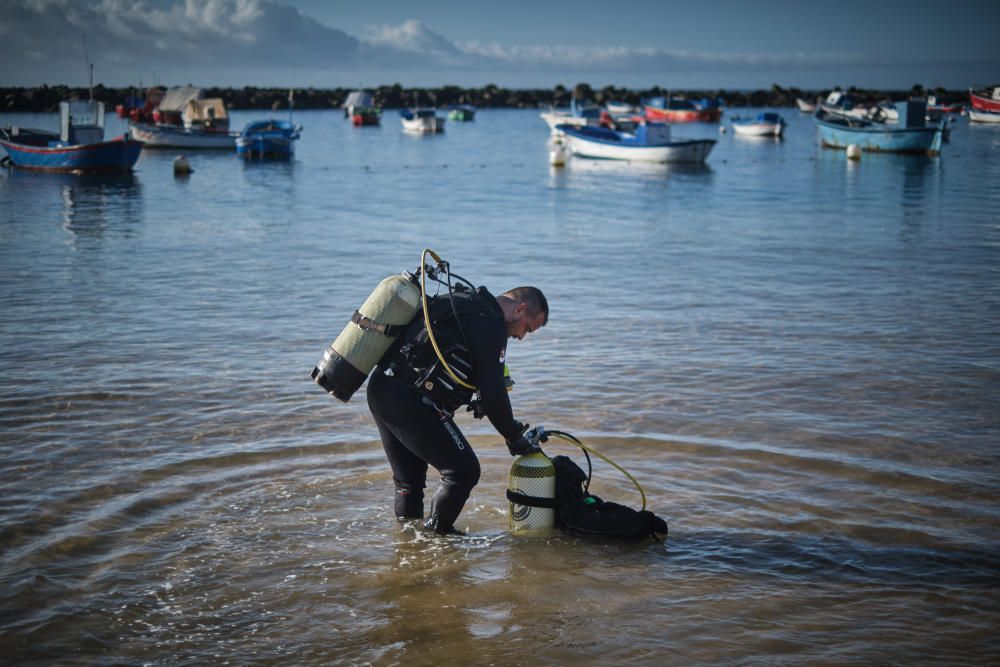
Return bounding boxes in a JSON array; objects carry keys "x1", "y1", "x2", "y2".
[
  {"x1": 506, "y1": 490, "x2": 557, "y2": 509},
  {"x1": 352, "y1": 310, "x2": 406, "y2": 337}
]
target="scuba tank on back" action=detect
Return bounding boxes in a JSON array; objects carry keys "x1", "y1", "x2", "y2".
[{"x1": 311, "y1": 272, "x2": 422, "y2": 402}]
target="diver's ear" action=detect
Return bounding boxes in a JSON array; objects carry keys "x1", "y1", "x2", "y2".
[{"x1": 513, "y1": 302, "x2": 527, "y2": 319}]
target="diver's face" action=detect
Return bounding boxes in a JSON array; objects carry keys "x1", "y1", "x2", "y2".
[{"x1": 506, "y1": 304, "x2": 545, "y2": 340}]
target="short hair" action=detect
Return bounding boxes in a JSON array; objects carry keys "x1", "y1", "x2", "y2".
[{"x1": 503, "y1": 286, "x2": 548, "y2": 326}]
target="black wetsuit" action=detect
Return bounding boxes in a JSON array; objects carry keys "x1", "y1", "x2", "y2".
[{"x1": 366, "y1": 287, "x2": 521, "y2": 532}]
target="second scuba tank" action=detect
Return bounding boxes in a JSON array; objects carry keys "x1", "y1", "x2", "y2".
[
  {"x1": 507, "y1": 452, "x2": 556, "y2": 535},
  {"x1": 311, "y1": 272, "x2": 422, "y2": 402}
]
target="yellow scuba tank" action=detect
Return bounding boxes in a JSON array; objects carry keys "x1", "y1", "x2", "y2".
[
  {"x1": 311, "y1": 272, "x2": 422, "y2": 402},
  {"x1": 507, "y1": 450, "x2": 556, "y2": 536}
]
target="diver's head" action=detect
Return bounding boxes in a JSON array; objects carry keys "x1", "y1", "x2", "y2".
[{"x1": 499, "y1": 286, "x2": 548, "y2": 340}]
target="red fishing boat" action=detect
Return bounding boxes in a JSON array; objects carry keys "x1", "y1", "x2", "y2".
[
  {"x1": 643, "y1": 96, "x2": 722, "y2": 123},
  {"x1": 969, "y1": 86, "x2": 1000, "y2": 113}
]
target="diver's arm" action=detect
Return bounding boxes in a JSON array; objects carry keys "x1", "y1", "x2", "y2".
[{"x1": 466, "y1": 318, "x2": 520, "y2": 440}]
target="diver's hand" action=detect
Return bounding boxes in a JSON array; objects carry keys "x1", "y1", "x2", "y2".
[{"x1": 506, "y1": 435, "x2": 540, "y2": 457}]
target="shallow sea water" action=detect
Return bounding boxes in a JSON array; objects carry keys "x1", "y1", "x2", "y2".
[{"x1": 1, "y1": 108, "x2": 998, "y2": 664}]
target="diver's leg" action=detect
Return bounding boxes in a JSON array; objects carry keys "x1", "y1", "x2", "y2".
[
  {"x1": 367, "y1": 374, "x2": 481, "y2": 533},
  {"x1": 368, "y1": 374, "x2": 427, "y2": 519}
]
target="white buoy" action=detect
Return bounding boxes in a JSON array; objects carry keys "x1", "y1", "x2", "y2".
[
  {"x1": 549, "y1": 143, "x2": 568, "y2": 167},
  {"x1": 173, "y1": 155, "x2": 193, "y2": 175},
  {"x1": 719, "y1": 126, "x2": 727, "y2": 134},
  {"x1": 846, "y1": 144, "x2": 862, "y2": 160}
]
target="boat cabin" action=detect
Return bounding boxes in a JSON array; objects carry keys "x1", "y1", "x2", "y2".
[
  {"x1": 895, "y1": 99, "x2": 929, "y2": 128},
  {"x1": 184, "y1": 98, "x2": 229, "y2": 130},
  {"x1": 60, "y1": 101, "x2": 105, "y2": 145},
  {"x1": 634, "y1": 122, "x2": 671, "y2": 144}
]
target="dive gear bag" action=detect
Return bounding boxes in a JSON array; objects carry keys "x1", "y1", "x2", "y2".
[{"x1": 551, "y1": 455, "x2": 668, "y2": 541}]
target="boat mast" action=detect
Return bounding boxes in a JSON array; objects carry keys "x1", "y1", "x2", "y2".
[{"x1": 82, "y1": 33, "x2": 94, "y2": 101}]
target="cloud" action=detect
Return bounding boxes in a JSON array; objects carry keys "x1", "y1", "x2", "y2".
[
  {"x1": 0, "y1": 0, "x2": 982, "y2": 88},
  {"x1": 0, "y1": 0, "x2": 359, "y2": 84}
]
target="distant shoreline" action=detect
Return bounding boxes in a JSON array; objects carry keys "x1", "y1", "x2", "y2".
[{"x1": 0, "y1": 84, "x2": 970, "y2": 113}]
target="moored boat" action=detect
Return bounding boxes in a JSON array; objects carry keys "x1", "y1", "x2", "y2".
[
  {"x1": 643, "y1": 96, "x2": 722, "y2": 123},
  {"x1": 969, "y1": 86, "x2": 1000, "y2": 113},
  {"x1": 796, "y1": 97, "x2": 817, "y2": 113},
  {"x1": 540, "y1": 99, "x2": 602, "y2": 133},
  {"x1": 236, "y1": 119, "x2": 300, "y2": 159},
  {"x1": 352, "y1": 107, "x2": 381, "y2": 126},
  {"x1": 642, "y1": 97, "x2": 722, "y2": 123},
  {"x1": 968, "y1": 108, "x2": 1000, "y2": 124},
  {"x1": 557, "y1": 121, "x2": 716, "y2": 163},
  {"x1": 814, "y1": 100, "x2": 945, "y2": 155},
  {"x1": 400, "y1": 108, "x2": 445, "y2": 134},
  {"x1": 447, "y1": 105, "x2": 476, "y2": 121},
  {"x1": 344, "y1": 90, "x2": 375, "y2": 118},
  {"x1": 128, "y1": 121, "x2": 238, "y2": 149},
  {"x1": 0, "y1": 100, "x2": 143, "y2": 173},
  {"x1": 128, "y1": 86, "x2": 237, "y2": 148},
  {"x1": 926, "y1": 96, "x2": 964, "y2": 114},
  {"x1": 732, "y1": 112, "x2": 786, "y2": 137},
  {"x1": 605, "y1": 100, "x2": 639, "y2": 115},
  {"x1": 818, "y1": 91, "x2": 870, "y2": 119}
]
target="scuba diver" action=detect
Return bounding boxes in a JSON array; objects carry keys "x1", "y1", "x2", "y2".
[{"x1": 366, "y1": 285, "x2": 549, "y2": 535}]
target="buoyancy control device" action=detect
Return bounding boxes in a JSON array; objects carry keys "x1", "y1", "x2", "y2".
[
  {"x1": 311, "y1": 249, "x2": 481, "y2": 403},
  {"x1": 507, "y1": 427, "x2": 668, "y2": 542}
]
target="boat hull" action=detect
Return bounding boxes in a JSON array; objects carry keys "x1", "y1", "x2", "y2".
[
  {"x1": 401, "y1": 116, "x2": 445, "y2": 133},
  {"x1": 561, "y1": 128, "x2": 716, "y2": 163},
  {"x1": 969, "y1": 89, "x2": 1000, "y2": 113},
  {"x1": 815, "y1": 116, "x2": 944, "y2": 155},
  {"x1": 644, "y1": 105, "x2": 722, "y2": 123},
  {"x1": 236, "y1": 136, "x2": 295, "y2": 159},
  {"x1": 732, "y1": 121, "x2": 784, "y2": 137},
  {"x1": 0, "y1": 134, "x2": 143, "y2": 173},
  {"x1": 129, "y1": 122, "x2": 237, "y2": 149},
  {"x1": 969, "y1": 109, "x2": 1000, "y2": 124}
]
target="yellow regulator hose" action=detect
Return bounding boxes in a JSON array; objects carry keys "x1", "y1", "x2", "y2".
[
  {"x1": 420, "y1": 248, "x2": 477, "y2": 391},
  {"x1": 548, "y1": 431, "x2": 647, "y2": 511}
]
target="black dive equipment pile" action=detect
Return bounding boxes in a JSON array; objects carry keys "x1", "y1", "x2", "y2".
[{"x1": 508, "y1": 426, "x2": 669, "y2": 542}]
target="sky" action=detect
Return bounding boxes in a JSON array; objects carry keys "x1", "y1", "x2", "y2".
[{"x1": 1, "y1": 0, "x2": 998, "y2": 90}]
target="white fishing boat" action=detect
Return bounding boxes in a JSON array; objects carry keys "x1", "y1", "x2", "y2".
[
  {"x1": 818, "y1": 91, "x2": 870, "y2": 119},
  {"x1": 796, "y1": 97, "x2": 817, "y2": 113},
  {"x1": 540, "y1": 99, "x2": 602, "y2": 133},
  {"x1": 732, "y1": 112, "x2": 786, "y2": 137},
  {"x1": 557, "y1": 121, "x2": 716, "y2": 163},
  {"x1": 128, "y1": 121, "x2": 238, "y2": 148},
  {"x1": 400, "y1": 108, "x2": 445, "y2": 134}
]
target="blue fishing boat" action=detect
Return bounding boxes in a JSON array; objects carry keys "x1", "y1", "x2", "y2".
[
  {"x1": 0, "y1": 100, "x2": 143, "y2": 173},
  {"x1": 236, "y1": 119, "x2": 301, "y2": 159},
  {"x1": 557, "y1": 121, "x2": 716, "y2": 163},
  {"x1": 815, "y1": 99, "x2": 945, "y2": 155}
]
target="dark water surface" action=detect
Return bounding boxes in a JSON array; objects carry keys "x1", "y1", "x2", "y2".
[{"x1": 2, "y1": 109, "x2": 998, "y2": 664}]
